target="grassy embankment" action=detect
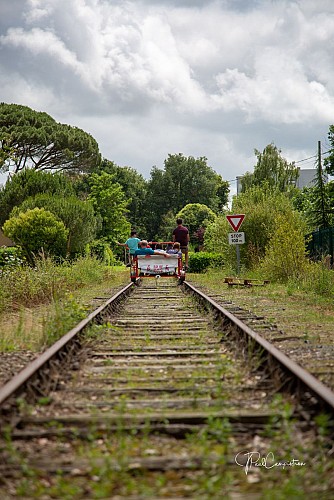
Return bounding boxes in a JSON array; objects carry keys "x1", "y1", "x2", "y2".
[
  {"x1": 0, "y1": 257, "x2": 128, "y2": 352},
  {"x1": 188, "y1": 264, "x2": 334, "y2": 345},
  {"x1": 2, "y1": 257, "x2": 334, "y2": 352}
]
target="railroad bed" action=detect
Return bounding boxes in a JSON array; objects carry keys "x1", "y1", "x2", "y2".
[{"x1": 0, "y1": 279, "x2": 333, "y2": 498}]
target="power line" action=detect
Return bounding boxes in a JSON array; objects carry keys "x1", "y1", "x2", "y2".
[
  {"x1": 294, "y1": 154, "x2": 317, "y2": 164},
  {"x1": 229, "y1": 146, "x2": 332, "y2": 183},
  {"x1": 294, "y1": 149, "x2": 331, "y2": 165}
]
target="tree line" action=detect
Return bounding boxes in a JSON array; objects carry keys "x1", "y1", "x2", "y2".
[
  {"x1": 0, "y1": 103, "x2": 229, "y2": 262},
  {"x1": 1, "y1": 102, "x2": 334, "y2": 272}
]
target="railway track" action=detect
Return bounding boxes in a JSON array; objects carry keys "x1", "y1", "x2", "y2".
[
  {"x1": 0, "y1": 278, "x2": 334, "y2": 498},
  {"x1": 186, "y1": 280, "x2": 334, "y2": 393}
]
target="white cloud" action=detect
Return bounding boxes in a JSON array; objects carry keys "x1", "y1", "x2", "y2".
[{"x1": 0, "y1": 0, "x2": 333, "y2": 181}]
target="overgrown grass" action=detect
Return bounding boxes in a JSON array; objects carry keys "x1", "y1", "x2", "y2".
[
  {"x1": 0, "y1": 257, "x2": 128, "y2": 351},
  {"x1": 190, "y1": 258, "x2": 334, "y2": 301},
  {"x1": 0, "y1": 256, "x2": 119, "y2": 313},
  {"x1": 291, "y1": 261, "x2": 334, "y2": 298}
]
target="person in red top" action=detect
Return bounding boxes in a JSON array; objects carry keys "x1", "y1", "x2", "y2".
[{"x1": 172, "y1": 218, "x2": 190, "y2": 269}]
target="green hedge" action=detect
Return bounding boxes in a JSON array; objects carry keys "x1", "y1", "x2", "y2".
[{"x1": 188, "y1": 252, "x2": 224, "y2": 273}]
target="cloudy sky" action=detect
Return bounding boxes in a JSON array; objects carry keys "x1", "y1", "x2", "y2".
[{"x1": 1, "y1": 0, "x2": 334, "y2": 192}]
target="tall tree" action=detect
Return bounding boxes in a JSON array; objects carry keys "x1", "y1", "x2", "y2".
[
  {"x1": 324, "y1": 124, "x2": 334, "y2": 176},
  {"x1": 0, "y1": 103, "x2": 101, "y2": 174},
  {"x1": 87, "y1": 172, "x2": 130, "y2": 243},
  {"x1": 293, "y1": 144, "x2": 333, "y2": 230},
  {"x1": 98, "y1": 159, "x2": 148, "y2": 235},
  {"x1": 312, "y1": 141, "x2": 331, "y2": 228},
  {"x1": 241, "y1": 143, "x2": 299, "y2": 193},
  {"x1": 145, "y1": 154, "x2": 229, "y2": 239}
]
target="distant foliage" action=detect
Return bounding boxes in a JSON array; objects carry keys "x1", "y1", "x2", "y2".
[
  {"x1": 260, "y1": 214, "x2": 309, "y2": 281},
  {"x1": 98, "y1": 160, "x2": 148, "y2": 235},
  {"x1": 176, "y1": 203, "x2": 216, "y2": 245},
  {"x1": 188, "y1": 252, "x2": 224, "y2": 273},
  {"x1": 241, "y1": 143, "x2": 299, "y2": 193},
  {"x1": 145, "y1": 154, "x2": 229, "y2": 239},
  {"x1": 86, "y1": 240, "x2": 116, "y2": 266},
  {"x1": 324, "y1": 124, "x2": 334, "y2": 176},
  {"x1": 0, "y1": 169, "x2": 75, "y2": 225},
  {"x1": 12, "y1": 194, "x2": 97, "y2": 256},
  {"x1": 204, "y1": 186, "x2": 304, "y2": 271},
  {"x1": 203, "y1": 216, "x2": 236, "y2": 266},
  {"x1": 3, "y1": 208, "x2": 68, "y2": 262},
  {"x1": 87, "y1": 172, "x2": 131, "y2": 243}
]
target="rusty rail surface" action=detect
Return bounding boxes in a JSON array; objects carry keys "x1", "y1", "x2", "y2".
[
  {"x1": 0, "y1": 282, "x2": 135, "y2": 411},
  {"x1": 183, "y1": 281, "x2": 334, "y2": 414}
]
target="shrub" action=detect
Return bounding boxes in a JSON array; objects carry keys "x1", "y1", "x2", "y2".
[
  {"x1": 11, "y1": 194, "x2": 97, "y2": 256},
  {"x1": 188, "y1": 252, "x2": 224, "y2": 273},
  {"x1": 0, "y1": 169, "x2": 75, "y2": 225},
  {"x1": 176, "y1": 203, "x2": 217, "y2": 244},
  {"x1": 260, "y1": 214, "x2": 309, "y2": 282},
  {"x1": 0, "y1": 246, "x2": 25, "y2": 269},
  {"x1": 204, "y1": 186, "x2": 306, "y2": 272},
  {"x1": 3, "y1": 207, "x2": 68, "y2": 262},
  {"x1": 86, "y1": 240, "x2": 116, "y2": 266}
]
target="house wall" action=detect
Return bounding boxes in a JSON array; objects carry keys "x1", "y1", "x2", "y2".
[{"x1": 0, "y1": 228, "x2": 14, "y2": 246}]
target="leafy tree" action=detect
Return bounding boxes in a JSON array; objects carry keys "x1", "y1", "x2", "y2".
[
  {"x1": 0, "y1": 169, "x2": 75, "y2": 225},
  {"x1": 11, "y1": 194, "x2": 97, "y2": 256},
  {"x1": 97, "y1": 159, "x2": 148, "y2": 235},
  {"x1": 0, "y1": 103, "x2": 101, "y2": 174},
  {"x1": 324, "y1": 124, "x2": 334, "y2": 176},
  {"x1": 87, "y1": 172, "x2": 130, "y2": 243},
  {"x1": 176, "y1": 203, "x2": 216, "y2": 245},
  {"x1": 292, "y1": 184, "x2": 333, "y2": 230},
  {"x1": 3, "y1": 208, "x2": 68, "y2": 263},
  {"x1": 157, "y1": 210, "x2": 177, "y2": 242},
  {"x1": 145, "y1": 167, "x2": 174, "y2": 240},
  {"x1": 292, "y1": 150, "x2": 334, "y2": 230},
  {"x1": 204, "y1": 215, "x2": 231, "y2": 254},
  {"x1": 145, "y1": 154, "x2": 229, "y2": 239},
  {"x1": 311, "y1": 159, "x2": 332, "y2": 228},
  {"x1": 241, "y1": 143, "x2": 299, "y2": 193}
]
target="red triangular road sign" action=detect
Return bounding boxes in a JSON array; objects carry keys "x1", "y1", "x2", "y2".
[{"x1": 226, "y1": 214, "x2": 245, "y2": 232}]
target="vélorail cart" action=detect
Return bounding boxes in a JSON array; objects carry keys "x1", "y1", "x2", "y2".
[{"x1": 130, "y1": 242, "x2": 186, "y2": 283}]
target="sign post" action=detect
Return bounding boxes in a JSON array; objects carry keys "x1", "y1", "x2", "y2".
[{"x1": 226, "y1": 214, "x2": 245, "y2": 275}]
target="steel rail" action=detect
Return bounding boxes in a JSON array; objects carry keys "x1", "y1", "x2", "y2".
[
  {"x1": 0, "y1": 282, "x2": 135, "y2": 409},
  {"x1": 183, "y1": 281, "x2": 334, "y2": 413}
]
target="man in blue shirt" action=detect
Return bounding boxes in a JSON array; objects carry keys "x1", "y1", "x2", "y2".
[{"x1": 117, "y1": 231, "x2": 141, "y2": 264}]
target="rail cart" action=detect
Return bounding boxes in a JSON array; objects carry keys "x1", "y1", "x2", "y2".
[{"x1": 130, "y1": 241, "x2": 186, "y2": 283}]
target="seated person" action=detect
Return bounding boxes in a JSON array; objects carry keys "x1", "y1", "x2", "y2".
[
  {"x1": 154, "y1": 243, "x2": 168, "y2": 254},
  {"x1": 167, "y1": 242, "x2": 182, "y2": 258},
  {"x1": 135, "y1": 240, "x2": 171, "y2": 256}
]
